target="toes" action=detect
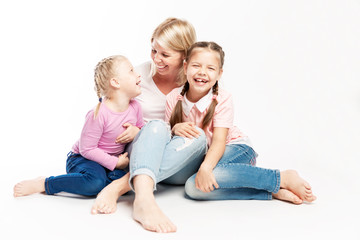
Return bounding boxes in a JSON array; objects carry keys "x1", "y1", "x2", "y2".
[
  {"x1": 304, "y1": 182, "x2": 312, "y2": 190},
  {"x1": 292, "y1": 195, "x2": 303, "y2": 204},
  {"x1": 158, "y1": 223, "x2": 167, "y2": 233},
  {"x1": 91, "y1": 206, "x2": 98, "y2": 215},
  {"x1": 305, "y1": 194, "x2": 317, "y2": 202}
]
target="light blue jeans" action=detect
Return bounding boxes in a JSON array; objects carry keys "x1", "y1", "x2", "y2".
[
  {"x1": 185, "y1": 144, "x2": 281, "y2": 200},
  {"x1": 128, "y1": 120, "x2": 207, "y2": 190}
]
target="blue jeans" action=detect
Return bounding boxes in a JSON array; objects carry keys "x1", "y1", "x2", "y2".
[
  {"x1": 44, "y1": 152, "x2": 127, "y2": 196},
  {"x1": 128, "y1": 120, "x2": 207, "y2": 190},
  {"x1": 185, "y1": 144, "x2": 281, "y2": 200}
]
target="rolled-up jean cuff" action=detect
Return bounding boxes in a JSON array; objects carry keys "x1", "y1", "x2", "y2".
[
  {"x1": 272, "y1": 169, "x2": 281, "y2": 194},
  {"x1": 44, "y1": 177, "x2": 53, "y2": 195},
  {"x1": 129, "y1": 168, "x2": 157, "y2": 192}
]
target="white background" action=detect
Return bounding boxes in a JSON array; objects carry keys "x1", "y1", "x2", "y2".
[{"x1": 1, "y1": 0, "x2": 359, "y2": 239}]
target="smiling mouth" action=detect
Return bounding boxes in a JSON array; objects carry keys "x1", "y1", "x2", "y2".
[
  {"x1": 194, "y1": 78, "x2": 208, "y2": 83},
  {"x1": 157, "y1": 65, "x2": 167, "y2": 70}
]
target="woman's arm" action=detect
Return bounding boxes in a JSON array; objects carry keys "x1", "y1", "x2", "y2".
[{"x1": 195, "y1": 127, "x2": 228, "y2": 192}]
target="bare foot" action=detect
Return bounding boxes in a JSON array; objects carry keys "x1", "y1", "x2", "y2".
[
  {"x1": 133, "y1": 197, "x2": 177, "y2": 233},
  {"x1": 305, "y1": 188, "x2": 317, "y2": 202},
  {"x1": 13, "y1": 177, "x2": 46, "y2": 197},
  {"x1": 280, "y1": 170, "x2": 316, "y2": 202},
  {"x1": 132, "y1": 175, "x2": 176, "y2": 233},
  {"x1": 272, "y1": 188, "x2": 303, "y2": 204},
  {"x1": 91, "y1": 173, "x2": 131, "y2": 214}
]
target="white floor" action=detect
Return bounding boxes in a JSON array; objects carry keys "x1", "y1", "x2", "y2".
[{"x1": 2, "y1": 170, "x2": 359, "y2": 240}]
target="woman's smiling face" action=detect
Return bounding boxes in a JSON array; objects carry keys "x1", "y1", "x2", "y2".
[{"x1": 151, "y1": 39, "x2": 184, "y2": 76}]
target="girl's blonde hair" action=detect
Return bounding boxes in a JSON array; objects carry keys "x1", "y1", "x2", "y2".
[
  {"x1": 169, "y1": 41, "x2": 225, "y2": 130},
  {"x1": 93, "y1": 55, "x2": 126, "y2": 118},
  {"x1": 150, "y1": 17, "x2": 197, "y2": 85}
]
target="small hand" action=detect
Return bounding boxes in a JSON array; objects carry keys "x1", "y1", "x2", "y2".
[
  {"x1": 115, "y1": 123, "x2": 140, "y2": 144},
  {"x1": 172, "y1": 122, "x2": 200, "y2": 138},
  {"x1": 195, "y1": 167, "x2": 219, "y2": 193},
  {"x1": 116, "y1": 152, "x2": 129, "y2": 169}
]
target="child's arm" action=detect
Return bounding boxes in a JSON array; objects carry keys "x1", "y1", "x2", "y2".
[
  {"x1": 115, "y1": 123, "x2": 140, "y2": 144},
  {"x1": 115, "y1": 100, "x2": 145, "y2": 144},
  {"x1": 172, "y1": 122, "x2": 201, "y2": 138},
  {"x1": 165, "y1": 90, "x2": 200, "y2": 138},
  {"x1": 195, "y1": 127, "x2": 228, "y2": 192},
  {"x1": 78, "y1": 111, "x2": 121, "y2": 171}
]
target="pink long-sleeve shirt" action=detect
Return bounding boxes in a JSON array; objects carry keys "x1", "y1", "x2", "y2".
[{"x1": 72, "y1": 100, "x2": 144, "y2": 171}]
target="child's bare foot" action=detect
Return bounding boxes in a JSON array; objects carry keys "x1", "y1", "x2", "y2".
[
  {"x1": 91, "y1": 173, "x2": 130, "y2": 214},
  {"x1": 13, "y1": 177, "x2": 46, "y2": 197},
  {"x1": 133, "y1": 196, "x2": 177, "y2": 233},
  {"x1": 280, "y1": 170, "x2": 316, "y2": 202},
  {"x1": 305, "y1": 188, "x2": 317, "y2": 202},
  {"x1": 272, "y1": 188, "x2": 303, "y2": 204}
]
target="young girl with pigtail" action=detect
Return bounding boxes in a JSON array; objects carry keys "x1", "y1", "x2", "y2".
[
  {"x1": 165, "y1": 41, "x2": 317, "y2": 204},
  {"x1": 14, "y1": 55, "x2": 144, "y2": 199}
]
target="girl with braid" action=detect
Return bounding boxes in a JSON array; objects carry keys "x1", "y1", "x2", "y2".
[
  {"x1": 165, "y1": 41, "x2": 317, "y2": 204},
  {"x1": 14, "y1": 55, "x2": 144, "y2": 198}
]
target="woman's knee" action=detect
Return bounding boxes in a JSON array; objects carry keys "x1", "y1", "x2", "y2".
[
  {"x1": 146, "y1": 120, "x2": 168, "y2": 131},
  {"x1": 140, "y1": 120, "x2": 170, "y2": 137}
]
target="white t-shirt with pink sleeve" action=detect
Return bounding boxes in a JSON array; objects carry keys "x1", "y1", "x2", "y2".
[
  {"x1": 165, "y1": 88, "x2": 251, "y2": 147},
  {"x1": 72, "y1": 100, "x2": 145, "y2": 171}
]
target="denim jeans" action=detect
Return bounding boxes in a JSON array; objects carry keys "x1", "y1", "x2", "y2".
[
  {"x1": 44, "y1": 152, "x2": 127, "y2": 196},
  {"x1": 185, "y1": 144, "x2": 281, "y2": 200},
  {"x1": 128, "y1": 120, "x2": 207, "y2": 191}
]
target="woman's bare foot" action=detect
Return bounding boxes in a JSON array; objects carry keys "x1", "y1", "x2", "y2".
[
  {"x1": 133, "y1": 196, "x2": 176, "y2": 233},
  {"x1": 91, "y1": 173, "x2": 131, "y2": 214},
  {"x1": 280, "y1": 170, "x2": 316, "y2": 202},
  {"x1": 132, "y1": 175, "x2": 176, "y2": 233},
  {"x1": 272, "y1": 188, "x2": 303, "y2": 204},
  {"x1": 13, "y1": 177, "x2": 46, "y2": 197}
]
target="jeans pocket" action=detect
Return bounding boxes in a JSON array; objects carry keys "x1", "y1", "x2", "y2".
[{"x1": 66, "y1": 153, "x2": 80, "y2": 173}]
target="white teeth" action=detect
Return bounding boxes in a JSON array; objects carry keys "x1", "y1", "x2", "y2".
[{"x1": 195, "y1": 78, "x2": 208, "y2": 83}]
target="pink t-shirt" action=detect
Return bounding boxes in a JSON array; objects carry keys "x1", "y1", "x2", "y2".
[
  {"x1": 72, "y1": 100, "x2": 144, "y2": 170},
  {"x1": 165, "y1": 88, "x2": 248, "y2": 147}
]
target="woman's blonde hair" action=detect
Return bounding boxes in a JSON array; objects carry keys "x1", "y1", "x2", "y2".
[
  {"x1": 169, "y1": 41, "x2": 225, "y2": 130},
  {"x1": 150, "y1": 17, "x2": 197, "y2": 85},
  {"x1": 93, "y1": 55, "x2": 126, "y2": 118}
]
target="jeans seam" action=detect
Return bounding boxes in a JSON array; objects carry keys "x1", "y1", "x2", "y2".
[
  {"x1": 45, "y1": 178, "x2": 51, "y2": 195},
  {"x1": 223, "y1": 145, "x2": 256, "y2": 165},
  {"x1": 272, "y1": 169, "x2": 281, "y2": 193}
]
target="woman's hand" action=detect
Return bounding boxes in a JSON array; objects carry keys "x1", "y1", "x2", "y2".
[
  {"x1": 195, "y1": 166, "x2": 219, "y2": 193},
  {"x1": 172, "y1": 122, "x2": 200, "y2": 138},
  {"x1": 115, "y1": 123, "x2": 140, "y2": 144},
  {"x1": 116, "y1": 152, "x2": 129, "y2": 169}
]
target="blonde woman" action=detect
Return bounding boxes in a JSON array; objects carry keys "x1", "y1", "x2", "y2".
[
  {"x1": 92, "y1": 18, "x2": 206, "y2": 233},
  {"x1": 13, "y1": 55, "x2": 144, "y2": 198}
]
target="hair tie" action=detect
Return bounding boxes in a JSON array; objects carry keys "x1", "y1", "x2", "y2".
[
  {"x1": 176, "y1": 95, "x2": 184, "y2": 101},
  {"x1": 211, "y1": 95, "x2": 218, "y2": 101},
  {"x1": 99, "y1": 97, "x2": 102, "y2": 102}
]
